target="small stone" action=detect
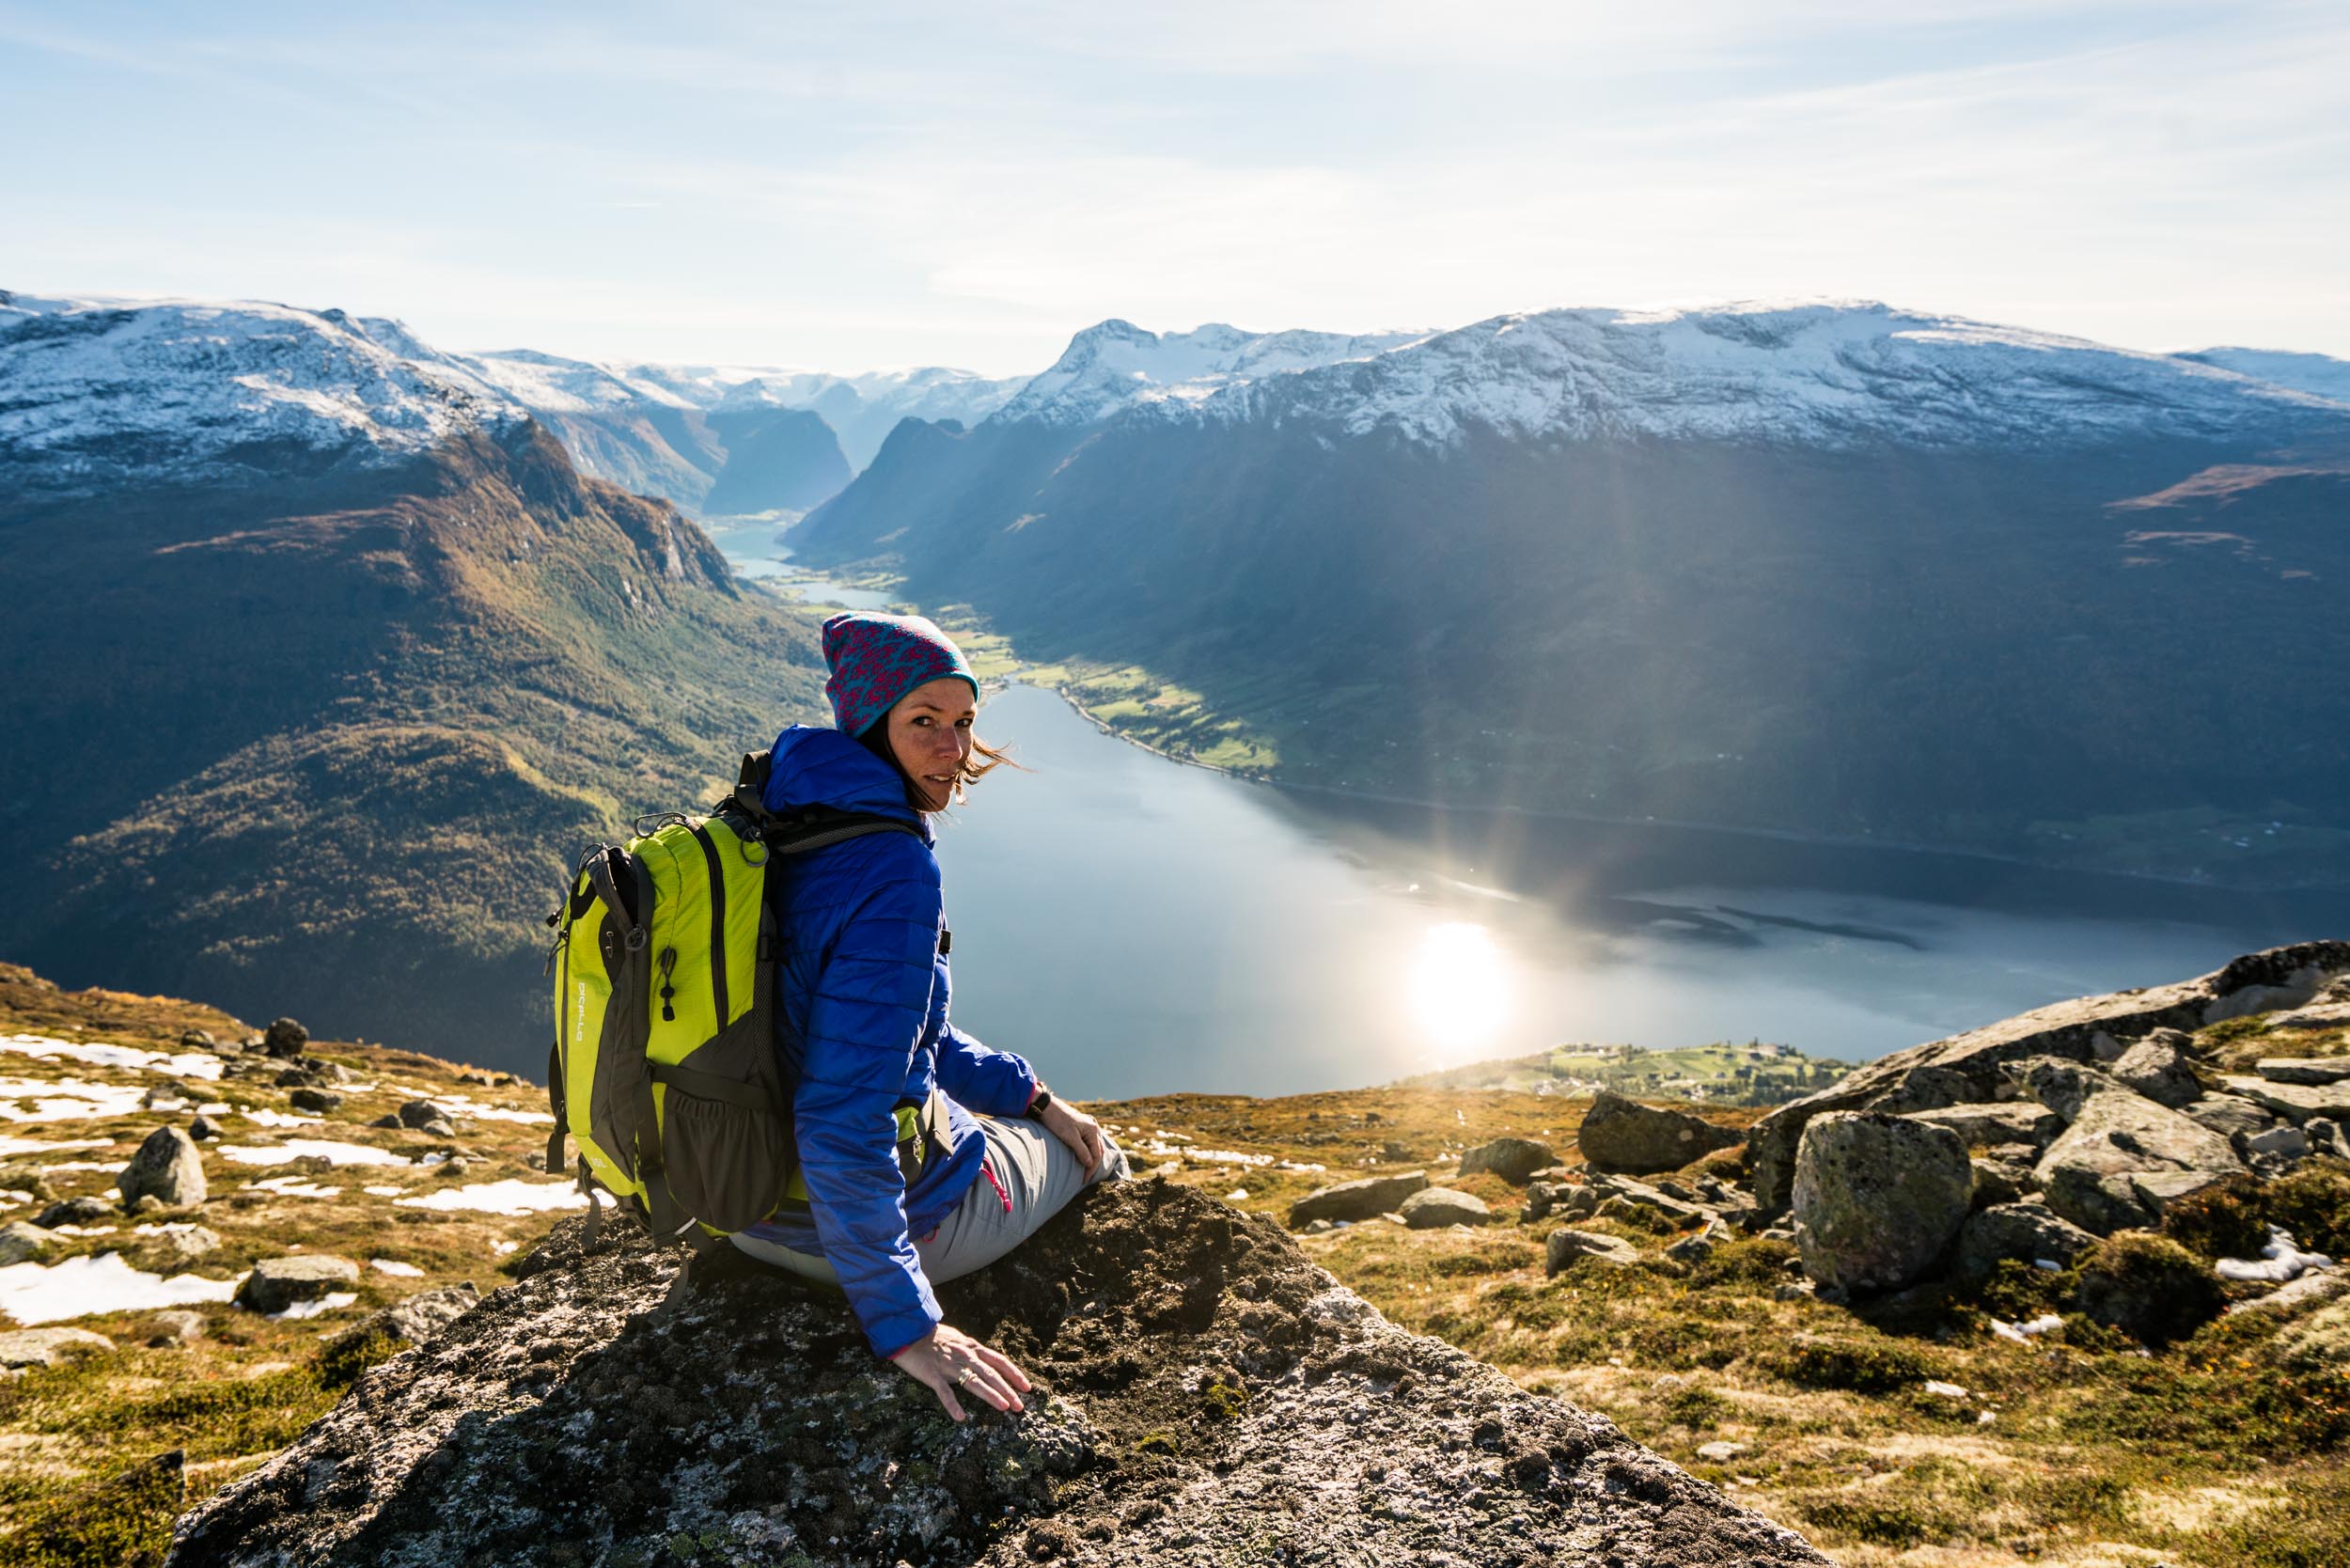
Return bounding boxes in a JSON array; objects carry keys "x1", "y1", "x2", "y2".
[
  {"x1": 263, "y1": 1017, "x2": 309, "y2": 1058},
  {"x1": 189, "y1": 1114, "x2": 221, "y2": 1141},
  {"x1": 1399, "y1": 1188, "x2": 1491, "y2": 1229},
  {"x1": 419, "y1": 1119, "x2": 457, "y2": 1139},
  {"x1": 33, "y1": 1195, "x2": 115, "y2": 1229},
  {"x1": 1301, "y1": 1218, "x2": 1336, "y2": 1235},
  {"x1": 148, "y1": 1309, "x2": 206, "y2": 1346},
  {"x1": 2259, "y1": 1058, "x2": 2350, "y2": 1087},
  {"x1": 0, "y1": 1220, "x2": 54, "y2": 1264},
  {"x1": 233, "y1": 1256, "x2": 362, "y2": 1315},
  {"x1": 1666, "y1": 1219, "x2": 1732, "y2": 1264},
  {"x1": 369, "y1": 1114, "x2": 403, "y2": 1129},
  {"x1": 1545, "y1": 1229, "x2": 1640, "y2": 1273},
  {"x1": 179, "y1": 1029, "x2": 216, "y2": 1049},
  {"x1": 152, "y1": 1225, "x2": 223, "y2": 1262},
  {"x1": 1695, "y1": 1441, "x2": 1748, "y2": 1463},
  {"x1": 290, "y1": 1088, "x2": 343, "y2": 1113},
  {"x1": 130, "y1": 1194, "x2": 167, "y2": 1215},
  {"x1": 397, "y1": 1100, "x2": 443, "y2": 1130},
  {"x1": 0, "y1": 1327, "x2": 116, "y2": 1368}
]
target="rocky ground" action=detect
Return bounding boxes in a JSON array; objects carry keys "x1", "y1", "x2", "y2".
[{"x1": 4, "y1": 945, "x2": 2350, "y2": 1565}]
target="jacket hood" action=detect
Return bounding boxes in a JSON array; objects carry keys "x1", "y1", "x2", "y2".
[{"x1": 762, "y1": 724, "x2": 932, "y2": 841}]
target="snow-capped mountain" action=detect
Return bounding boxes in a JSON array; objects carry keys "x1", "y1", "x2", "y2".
[
  {"x1": 1007, "y1": 303, "x2": 2345, "y2": 450},
  {"x1": 994, "y1": 320, "x2": 1430, "y2": 428},
  {"x1": 2179, "y1": 347, "x2": 2350, "y2": 408},
  {"x1": 0, "y1": 292, "x2": 525, "y2": 494},
  {"x1": 795, "y1": 298, "x2": 2350, "y2": 885}
]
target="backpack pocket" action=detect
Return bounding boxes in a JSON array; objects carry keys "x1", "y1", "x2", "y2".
[{"x1": 652, "y1": 1011, "x2": 791, "y2": 1233}]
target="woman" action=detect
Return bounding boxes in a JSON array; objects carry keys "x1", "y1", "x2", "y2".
[{"x1": 729, "y1": 610, "x2": 1127, "y2": 1421}]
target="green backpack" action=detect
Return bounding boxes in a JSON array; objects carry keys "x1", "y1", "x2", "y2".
[{"x1": 541, "y1": 753, "x2": 918, "y2": 1242}]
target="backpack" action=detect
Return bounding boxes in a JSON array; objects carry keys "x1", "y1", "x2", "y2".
[{"x1": 541, "y1": 751, "x2": 920, "y2": 1244}]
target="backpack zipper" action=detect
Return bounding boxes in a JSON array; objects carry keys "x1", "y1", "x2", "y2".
[
  {"x1": 657, "y1": 946, "x2": 678, "y2": 1022},
  {"x1": 686, "y1": 823, "x2": 729, "y2": 1027}
]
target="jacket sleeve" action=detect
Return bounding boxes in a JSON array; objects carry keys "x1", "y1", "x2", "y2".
[
  {"x1": 935, "y1": 1019, "x2": 1038, "y2": 1119},
  {"x1": 792, "y1": 837, "x2": 948, "y2": 1358}
]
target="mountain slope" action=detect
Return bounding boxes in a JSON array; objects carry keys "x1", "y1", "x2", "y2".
[
  {"x1": 791, "y1": 301, "x2": 2350, "y2": 886},
  {"x1": 0, "y1": 294, "x2": 826, "y2": 1065}
]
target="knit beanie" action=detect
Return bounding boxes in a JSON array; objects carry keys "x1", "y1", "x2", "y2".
[{"x1": 821, "y1": 611, "x2": 979, "y2": 737}]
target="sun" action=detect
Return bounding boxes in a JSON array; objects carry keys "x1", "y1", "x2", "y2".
[{"x1": 1407, "y1": 920, "x2": 1512, "y2": 1066}]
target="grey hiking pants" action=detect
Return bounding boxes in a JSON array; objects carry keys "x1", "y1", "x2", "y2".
[{"x1": 729, "y1": 1114, "x2": 1129, "y2": 1290}]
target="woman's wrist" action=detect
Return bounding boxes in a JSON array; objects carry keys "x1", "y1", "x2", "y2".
[{"x1": 1025, "y1": 1082, "x2": 1055, "y2": 1120}]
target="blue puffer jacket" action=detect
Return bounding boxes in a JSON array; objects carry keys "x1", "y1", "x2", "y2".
[{"x1": 735, "y1": 724, "x2": 1038, "y2": 1357}]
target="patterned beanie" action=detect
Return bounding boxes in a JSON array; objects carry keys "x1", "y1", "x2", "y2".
[{"x1": 821, "y1": 611, "x2": 979, "y2": 737}]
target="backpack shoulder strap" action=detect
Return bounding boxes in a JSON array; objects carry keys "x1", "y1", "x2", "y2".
[{"x1": 765, "y1": 806, "x2": 923, "y2": 855}]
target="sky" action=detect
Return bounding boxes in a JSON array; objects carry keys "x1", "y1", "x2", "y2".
[{"x1": 4, "y1": 2, "x2": 2345, "y2": 377}]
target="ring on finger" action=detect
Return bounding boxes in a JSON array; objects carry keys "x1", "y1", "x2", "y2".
[{"x1": 954, "y1": 1366, "x2": 974, "y2": 1387}]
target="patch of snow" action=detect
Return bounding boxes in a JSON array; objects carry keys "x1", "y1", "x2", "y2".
[
  {"x1": 426, "y1": 1094, "x2": 554, "y2": 1126},
  {"x1": 1989, "y1": 1313, "x2": 2065, "y2": 1342},
  {"x1": 492, "y1": 1239, "x2": 519, "y2": 1255},
  {"x1": 37, "y1": 1161, "x2": 123, "y2": 1174},
  {"x1": 362, "y1": 1185, "x2": 404, "y2": 1198},
  {"x1": 0, "y1": 1077, "x2": 151, "y2": 1121},
  {"x1": 997, "y1": 320, "x2": 1428, "y2": 429},
  {"x1": 394, "y1": 1180, "x2": 588, "y2": 1215},
  {"x1": 0, "y1": 1251, "x2": 240, "y2": 1325},
  {"x1": 213, "y1": 1139, "x2": 413, "y2": 1168},
  {"x1": 2217, "y1": 1226, "x2": 2334, "y2": 1283},
  {"x1": 368, "y1": 1259, "x2": 424, "y2": 1277},
  {"x1": 0, "y1": 1137, "x2": 113, "y2": 1157},
  {"x1": 245, "y1": 1175, "x2": 342, "y2": 1199},
  {"x1": 2180, "y1": 347, "x2": 2350, "y2": 404},
  {"x1": 0, "y1": 1033, "x2": 224, "y2": 1080},
  {"x1": 52, "y1": 1225, "x2": 119, "y2": 1237},
  {"x1": 239, "y1": 1108, "x2": 322, "y2": 1128},
  {"x1": 1922, "y1": 1380, "x2": 1969, "y2": 1398},
  {"x1": 269, "y1": 1291, "x2": 358, "y2": 1322}
]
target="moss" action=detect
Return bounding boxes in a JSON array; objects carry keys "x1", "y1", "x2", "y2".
[
  {"x1": 1132, "y1": 1431, "x2": 1181, "y2": 1456},
  {"x1": 2074, "y1": 1232, "x2": 2226, "y2": 1347},
  {"x1": 1768, "y1": 1336, "x2": 1947, "y2": 1395},
  {"x1": 3, "y1": 1449, "x2": 184, "y2": 1568},
  {"x1": 2163, "y1": 1173, "x2": 2276, "y2": 1261},
  {"x1": 1688, "y1": 1236, "x2": 1796, "y2": 1289},
  {"x1": 2267, "y1": 1165, "x2": 2350, "y2": 1257},
  {"x1": 1199, "y1": 1380, "x2": 1247, "y2": 1421}
]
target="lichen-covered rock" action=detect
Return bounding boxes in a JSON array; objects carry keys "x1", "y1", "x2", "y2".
[
  {"x1": 2182, "y1": 1093, "x2": 2279, "y2": 1144},
  {"x1": 118, "y1": 1124, "x2": 207, "y2": 1209},
  {"x1": 261, "y1": 1017, "x2": 308, "y2": 1058},
  {"x1": 2228, "y1": 1074, "x2": 2350, "y2": 1123},
  {"x1": 1286, "y1": 1169, "x2": 1428, "y2": 1226},
  {"x1": 0, "y1": 1219, "x2": 53, "y2": 1264},
  {"x1": 33, "y1": 1195, "x2": 114, "y2": 1229},
  {"x1": 1577, "y1": 1090, "x2": 1741, "y2": 1175},
  {"x1": 1456, "y1": 1136, "x2": 1558, "y2": 1184},
  {"x1": 396, "y1": 1098, "x2": 444, "y2": 1130},
  {"x1": 232, "y1": 1255, "x2": 360, "y2": 1315},
  {"x1": 1398, "y1": 1187, "x2": 1490, "y2": 1229},
  {"x1": 166, "y1": 1184, "x2": 1825, "y2": 1568},
  {"x1": 1748, "y1": 942, "x2": 2350, "y2": 1214},
  {"x1": 2259, "y1": 1058, "x2": 2350, "y2": 1086},
  {"x1": 2110, "y1": 1036, "x2": 2202, "y2": 1109},
  {"x1": 2031, "y1": 1079, "x2": 2243, "y2": 1235},
  {"x1": 1792, "y1": 1112, "x2": 1971, "y2": 1294},
  {"x1": 1955, "y1": 1201, "x2": 2098, "y2": 1278},
  {"x1": 1904, "y1": 1102, "x2": 2064, "y2": 1150}
]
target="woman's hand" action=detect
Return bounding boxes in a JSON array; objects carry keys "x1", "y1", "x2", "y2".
[
  {"x1": 889, "y1": 1323, "x2": 1031, "y2": 1422},
  {"x1": 1040, "y1": 1096, "x2": 1108, "y2": 1176}
]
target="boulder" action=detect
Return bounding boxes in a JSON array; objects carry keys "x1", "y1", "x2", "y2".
[
  {"x1": 0, "y1": 1165, "x2": 55, "y2": 1202},
  {"x1": 262, "y1": 1017, "x2": 309, "y2": 1058},
  {"x1": 368, "y1": 1114, "x2": 404, "y2": 1129},
  {"x1": 2031, "y1": 1081, "x2": 2243, "y2": 1235},
  {"x1": 1398, "y1": 1188, "x2": 1489, "y2": 1229},
  {"x1": 0, "y1": 1326, "x2": 116, "y2": 1369},
  {"x1": 2258, "y1": 1058, "x2": 2350, "y2": 1086},
  {"x1": 1791, "y1": 1112, "x2": 1972, "y2": 1295},
  {"x1": 290, "y1": 1088, "x2": 344, "y2": 1113},
  {"x1": 397, "y1": 1100, "x2": 446, "y2": 1130},
  {"x1": 1904, "y1": 1103, "x2": 2063, "y2": 1150},
  {"x1": 117, "y1": 1125, "x2": 208, "y2": 1209},
  {"x1": 1954, "y1": 1201, "x2": 2097, "y2": 1278},
  {"x1": 1747, "y1": 941, "x2": 2350, "y2": 1215},
  {"x1": 1577, "y1": 1090, "x2": 1741, "y2": 1175},
  {"x1": 1586, "y1": 1172, "x2": 1713, "y2": 1224},
  {"x1": 0, "y1": 1220, "x2": 54, "y2": 1264},
  {"x1": 147, "y1": 1225, "x2": 223, "y2": 1263},
  {"x1": 1546, "y1": 1229, "x2": 1642, "y2": 1272},
  {"x1": 418, "y1": 1119, "x2": 458, "y2": 1139},
  {"x1": 179, "y1": 1029, "x2": 216, "y2": 1049},
  {"x1": 188, "y1": 1113, "x2": 222, "y2": 1141},
  {"x1": 1456, "y1": 1137, "x2": 1558, "y2": 1184},
  {"x1": 1287, "y1": 1170, "x2": 1429, "y2": 1227},
  {"x1": 33, "y1": 1195, "x2": 115, "y2": 1228},
  {"x1": 1666, "y1": 1219, "x2": 1733, "y2": 1265},
  {"x1": 168, "y1": 1184, "x2": 1828, "y2": 1568},
  {"x1": 233, "y1": 1256, "x2": 361, "y2": 1315},
  {"x1": 2109, "y1": 1037, "x2": 2202, "y2": 1109}
]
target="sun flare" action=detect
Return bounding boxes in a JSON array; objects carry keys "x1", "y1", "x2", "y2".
[{"x1": 1407, "y1": 920, "x2": 1512, "y2": 1065}]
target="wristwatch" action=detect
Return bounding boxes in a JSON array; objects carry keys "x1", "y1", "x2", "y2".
[{"x1": 1026, "y1": 1084, "x2": 1055, "y2": 1120}]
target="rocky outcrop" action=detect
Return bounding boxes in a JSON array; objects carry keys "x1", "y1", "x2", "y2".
[
  {"x1": 117, "y1": 1125, "x2": 207, "y2": 1208},
  {"x1": 2028, "y1": 1072, "x2": 2243, "y2": 1235},
  {"x1": 1577, "y1": 1090, "x2": 1742, "y2": 1174},
  {"x1": 1748, "y1": 941, "x2": 2350, "y2": 1214},
  {"x1": 1791, "y1": 1112, "x2": 1973, "y2": 1295},
  {"x1": 2109, "y1": 1031, "x2": 2202, "y2": 1108},
  {"x1": 166, "y1": 1183, "x2": 1825, "y2": 1568},
  {"x1": 1286, "y1": 1169, "x2": 1428, "y2": 1225}
]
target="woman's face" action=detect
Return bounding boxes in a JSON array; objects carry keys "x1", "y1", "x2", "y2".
[{"x1": 883, "y1": 676, "x2": 977, "y2": 810}]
